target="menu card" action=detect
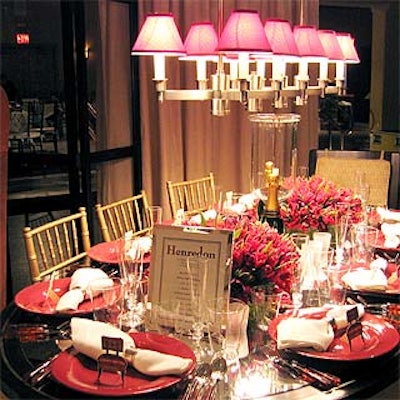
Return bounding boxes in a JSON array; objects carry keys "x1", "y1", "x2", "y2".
[{"x1": 148, "y1": 225, "x2": 234, "y2": 327}]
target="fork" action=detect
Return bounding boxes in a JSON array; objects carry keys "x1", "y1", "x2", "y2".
[{"x1": 8, "y1": 320, "x2": 71, "y2": 342}]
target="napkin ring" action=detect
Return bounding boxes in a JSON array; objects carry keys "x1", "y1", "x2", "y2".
[{"x1": 97, "y1": 336, "x2": 128, "y2": 385}]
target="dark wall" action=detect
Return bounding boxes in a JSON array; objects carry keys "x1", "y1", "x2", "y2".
[{"x1": 0, "y1": 0, "x2": 63, "y2": 99}]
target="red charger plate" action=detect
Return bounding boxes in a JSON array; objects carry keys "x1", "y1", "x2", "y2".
[
  {"x1": 14, "y1": 278, "x2": 111, "y2": 316},
  {"x1": 88, "y1": 240, "x2": 151, "y2": 265},
  {"x1": 269, "y1": 311, "x2": 399, "y2": 362},
  {"x1": 51, "y1": 332, "x2": 196, "y2": 397}
]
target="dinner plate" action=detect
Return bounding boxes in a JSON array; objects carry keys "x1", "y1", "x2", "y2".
[
  {"x1": 51, "y1": 332, "x2": 196, "y2": 397},
  {"x1": 15, "y1": 278, "x2": 94, "y2": 316},
  {"x1": 88, "y1": 240, "x2": 151, "y2": 265},
  {"x1": 269, "y1": 312, "x2": 400, "y2": 362}
]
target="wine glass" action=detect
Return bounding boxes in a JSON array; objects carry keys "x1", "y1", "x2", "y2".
[
  {"x1": 185, "y1": 257, "x2": 211, "y2": 361},
  {"x1": 118, "y1": 233, "x2": 147, "y2": 331}
]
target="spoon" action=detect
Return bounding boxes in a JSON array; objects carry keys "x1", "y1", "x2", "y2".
[
  {"x1": 202, "y1": 356, "x2": 228, "y2": 400},
  {"x1": 180, "y1": 362, "x2": 212, "y2": 400}
]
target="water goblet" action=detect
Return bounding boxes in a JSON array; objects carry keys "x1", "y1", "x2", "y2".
[{"x1": 118, "y1": 234, "x2": 147, "y2": 331}]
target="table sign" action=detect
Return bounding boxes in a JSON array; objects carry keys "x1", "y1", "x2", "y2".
[{"x1": 148, "y1": 225, "x2": 234, "y2": 329}]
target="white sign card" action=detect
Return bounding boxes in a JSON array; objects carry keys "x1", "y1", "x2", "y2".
[{"x1": 148, "y1": 225, "x2": 234, "y2": 329}]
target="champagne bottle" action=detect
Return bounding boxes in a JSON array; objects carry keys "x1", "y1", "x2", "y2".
[{"x1": 264, "y1": 168, "x2": 284, "y2": 233}]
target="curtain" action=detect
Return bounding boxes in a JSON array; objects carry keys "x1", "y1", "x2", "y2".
[
  {"x1": 137, "y1": 0, "x2": 320, "y2": 219},
  {"x1": 96, "y1": 0, "x2": 134, "y2": 205}
]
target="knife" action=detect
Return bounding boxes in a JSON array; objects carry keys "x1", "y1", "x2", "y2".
[{"x1": 273, "y1": 357, "x2": 341, "y2": 391}]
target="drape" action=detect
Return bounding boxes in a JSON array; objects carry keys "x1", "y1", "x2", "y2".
[
  {"x1": 96, "y1": 0, "x2": 134, "y2": 205},
  {"x1": 137, "y1": 0, "x2": 320, "y2": 219}
]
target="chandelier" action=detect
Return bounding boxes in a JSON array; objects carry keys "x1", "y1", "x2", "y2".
[{"x1": 131, "y1": 4, "x2": 359, "y2": 116}]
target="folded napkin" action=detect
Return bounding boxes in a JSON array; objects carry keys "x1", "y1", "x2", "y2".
[
  {"x1": 377, "y1": 207, "x2": 400, "y2": 222},
  {"x1": 56, "y1": 268, "x2": 112, "y2": 311},
  {"x1": 71, "y1": 318, "x2": 193, "y2": 376},
  {"x1": 380, "y1": 222, "x2": 400, "y2": 248},
  {"x1": 325, "y1": 304, "x2": 365, "y2": 330},
  {"x1": 126, "y1": 235, "x2": 152, "y2": 260},
  {"x1": 277, "y1": 318, "x2": 334, "y2": 351},
  {"x1": 341, "y1": 268, "x2": 388, "y2": 291},
  {"x1": 189, "y1": 209, "x2": 217, "y2": 225},
  {"x1": 238, "y1": 192, "x2": 259, "y2": 210}
]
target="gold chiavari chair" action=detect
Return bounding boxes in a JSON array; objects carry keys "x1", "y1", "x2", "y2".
[
  {"x1": 23, "y1": 207, "x2": 91, "y2": 283},
  {"x1": 166, "y1": 172, "x2": 216, "y2": 219},
  {"x1": 95, "y1": 190, "x2": 152, "y2": 242}
]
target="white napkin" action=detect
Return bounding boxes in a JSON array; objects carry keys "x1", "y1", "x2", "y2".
[
  {"x1": 377, "y1": 207, "x2": 400, "y2": 222},
  {"x1": 325, "y1": 304, "x2": 365, "y2": 330},
  {"x1": 381, "y1": 222, "x2": 400, "y2": 248},
  {"x1": 341, "y1": 269, "x2": 388, "y2": 291},
  {"x1": 238, "y1": 192, "x2": 259, "y2": 210},
  {"x1": 56, "y1": 288, "x2": 85, "y2": 311},
  {"x1": 127, "y1": 235, "x2": 152, "y2": 259},
  {"x1": 56, "y1": 268, "x2": 112, "y2": 311},
  {"x1": 277, "y1": 318, "x2": 334, "y2": 351},
  {"x1": 189, "y1": 209, "x2": 217, "y2": 224},
  {"x1": 71, "y1": 318, "x2": 193, "y2": 376}
]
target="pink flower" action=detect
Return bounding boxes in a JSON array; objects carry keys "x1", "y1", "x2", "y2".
[
  {"x1": 184, "y1": 212, "x2": 299, "y2": 304},
  {"x1": 280, "y1": 176, "x2": 363, "y2": 233}
]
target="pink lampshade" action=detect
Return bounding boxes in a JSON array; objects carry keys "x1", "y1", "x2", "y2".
[
  {"x1": 336, "y1": 32, "x2": 360, "y2": 63},
  {"x1": 318, "y1": 30, "x2": 344, "y2": 61},
  {"x1": 183, "y1": 22, "x2": 218, "y2": 58},
  {"x1": 264, "y1": 19, "x2": 299, "y2": 57},
  {"x1": 132, "y1": 13, "x2": 185, "y2": 55},
  {"x1": 293, "y1": 25, "x2": 326, "y2": 59},
  {"x1": 217, "y1": 10, "x2": 271, "y2": 53}
]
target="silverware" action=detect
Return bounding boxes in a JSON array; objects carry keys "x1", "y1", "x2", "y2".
[
  {"x1": 179, "y1": 362, "x2": 212, "y2": 400},
  {"x1": 272, "y1": 357, "x2": 341, "y2": 391},
  {"x1": 25, "y1": 352, "x2": 61, "y2": 386},
  {"x1": 8, "y1": 321, "x2": 71, "y2": 342}
]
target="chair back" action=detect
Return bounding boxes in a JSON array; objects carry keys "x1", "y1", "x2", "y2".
[
  {"x1": 166, "y1": 172, "x2": 216, "y2": 219},
  {"x1": 95, "y1": 190, "x2": 152, "y2": 242},
  {"x1": 23, "y1": 207, "x2": 91, "y2": 283},
  {"x1": 309, "y1": 150, "x2": 399, "y2": 208}
]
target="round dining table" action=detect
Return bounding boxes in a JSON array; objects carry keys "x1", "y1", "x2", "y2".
[{"x1": 1, "y1": 299, "x2": 399, "y2": 400}]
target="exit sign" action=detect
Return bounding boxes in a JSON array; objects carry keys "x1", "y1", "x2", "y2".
[{"x1": 16, "y1": 33, "x2": 30, "y2": 45}]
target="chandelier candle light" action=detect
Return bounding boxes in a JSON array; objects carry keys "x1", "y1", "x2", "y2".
[{"x1": 131, "y1": 3, "x2": 360, "y2": 116}]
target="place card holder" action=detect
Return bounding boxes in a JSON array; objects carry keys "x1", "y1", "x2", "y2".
[
  {"x1": 345, "y1": 307, "x2": 365, "y2": 350},
  {"x1": 96, "y1": 336, "x2": 128, "y2": 386}
]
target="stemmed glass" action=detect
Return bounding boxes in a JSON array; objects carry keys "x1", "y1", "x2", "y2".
[
  {"x1": 119, "y1": 232, "x2": 147, "y2": 331},
  {"x1": 290, "y1": 233, "x2": 310, "y2": 313},
  {"x1": 185, "y1": 257, "x2": 211, "y2": 361}
]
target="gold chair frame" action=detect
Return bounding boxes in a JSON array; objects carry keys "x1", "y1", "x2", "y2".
[
  {"x1": 95, "y1": 190, "x2": 152, "y2": 242},
  {"x1": 166, "y1": 172, "x2": 216, "y2": 219},
  {"x1": 23, "y1": 207, "x2": 91, "y2": 283}
]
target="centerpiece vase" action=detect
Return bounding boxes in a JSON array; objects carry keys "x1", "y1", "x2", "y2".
[{"x1": 248, "y1": 113, "x2": 301, "y2": 191}]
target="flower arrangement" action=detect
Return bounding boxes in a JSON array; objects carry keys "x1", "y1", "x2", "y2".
[
  {"x1": 183, "y1": 212, "x2": 299, "y2": 304},
  {"x1": 280, "y1": 175, "x2": 363, "y2": 234}
]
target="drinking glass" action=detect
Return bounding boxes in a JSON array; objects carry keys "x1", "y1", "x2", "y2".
[
  {"x1": 119, "y1": 234, "x2": 147, "y2": 331},
  {"x1": 148, "y1": 206, "x2": 162, "y2": 234},
  {"x1": 290, "y1": 233, "x2": 310, "y2": 311},
  {"x1": 313, "y1": 231, "x2": 332, "y2": 251},
  {"x1": 352, "y1": 224, "x2": 379, "y2": 266},
  {"x1": 185, "y1": 257, "x2": 212, "y2": 361},
  {"x1": 335, "y1": 214, "x2": 354, "y2": 266},
  {"x1": 88, "y1": 277, "x2": 124, "y2": 327},
  {"x1": 250, "y1": 289, "x2": 283, "y2": 333},
  {"x1": 207, "y1": 298, "x2": 249, "y2": 365}
]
